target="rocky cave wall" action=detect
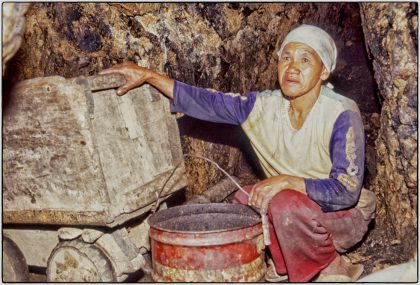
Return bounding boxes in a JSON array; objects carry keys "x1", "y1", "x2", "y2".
[
  {"x1": 4, "y1": 2, "x2": 379, "y2": 192},
  {"x1": 3, "y1": 2, "x2": 417, "y2": 265},
  {"x1": 360, "y1": 2, "x2": 418, "y2": 259}
]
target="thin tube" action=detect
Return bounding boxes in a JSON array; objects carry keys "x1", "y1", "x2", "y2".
[{"x1": 185, "y1": 154, "x2": 271, "y2": 246}]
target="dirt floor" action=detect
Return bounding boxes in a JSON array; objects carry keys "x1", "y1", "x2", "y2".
[{"x1": 28, "y1": 247, "x2": 387, "y2": 282}]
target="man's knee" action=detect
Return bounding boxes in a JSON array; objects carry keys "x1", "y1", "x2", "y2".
[{"x1": 267, "y1": 189, "x2": 313, "y2": 221}]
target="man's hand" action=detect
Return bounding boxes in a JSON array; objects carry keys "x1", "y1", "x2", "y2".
[
  {"x1": 248, "y1": 174, "x2": 306, "y2": 210},
  {"x1": 99, "y1": 62, "x2": 174, "y2": 99},
  {"x1": 99, "y1": 62, "x2": 152, "y2": 96}
]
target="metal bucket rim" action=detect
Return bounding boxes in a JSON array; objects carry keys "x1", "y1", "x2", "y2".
[{"x1": 148, "y1": 203, "x2": 261, "y2": 234}]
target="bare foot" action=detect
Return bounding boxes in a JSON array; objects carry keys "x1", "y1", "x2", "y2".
[{"x1": 314, "y1": 255, "x2": 364, "y2": 282}]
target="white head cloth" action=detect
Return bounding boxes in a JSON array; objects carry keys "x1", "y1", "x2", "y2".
[{"x1": 277, "y1": 24, "x2": 337, "y2": 74}]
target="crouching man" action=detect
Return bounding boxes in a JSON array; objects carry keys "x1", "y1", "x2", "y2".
[{"x1": 100, "y1": 24, "x2": 376, "y2": 282}]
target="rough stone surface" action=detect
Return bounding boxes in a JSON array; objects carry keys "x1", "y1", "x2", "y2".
[
  {"x1": 359, "y1": 2, "x2": 417, "y2": 263},
  {"x1": 5, "y1": 3, "x2": 378, "y2": 197},
  {"x1": 4, "y1": 2, "x2": 417, "y2": 274},
  {"x1": 3, "y1": 74, "x2": 186, "y2": 226}
]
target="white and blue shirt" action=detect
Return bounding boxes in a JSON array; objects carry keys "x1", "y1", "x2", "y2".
[{"x1": 170, "y1": 80, "x2": 370, "y2": 213}]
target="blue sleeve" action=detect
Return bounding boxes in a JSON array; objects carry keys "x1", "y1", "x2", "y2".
[
  {"x1": 170, "y1": 80, "x2": 257, "y2": 125},
  {"x1": 305, "y1": 110, "x2": 365, "y2": 212}
]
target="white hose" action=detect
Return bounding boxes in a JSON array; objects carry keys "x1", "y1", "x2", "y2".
[
  {"x1": 185, "y1": 154, "x2": 271, "y2": 246},
  {"x1": 184, "y1": 154, "x2": 248, "y2": 196}
]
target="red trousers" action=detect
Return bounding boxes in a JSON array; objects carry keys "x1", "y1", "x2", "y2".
[{"x1": 234, "y1": 186, "x2": 369, "y2": 282}]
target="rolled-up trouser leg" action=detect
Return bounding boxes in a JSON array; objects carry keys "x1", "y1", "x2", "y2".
[{"x1": 233, "y1": 187, "x2": 369, "y2": 282}]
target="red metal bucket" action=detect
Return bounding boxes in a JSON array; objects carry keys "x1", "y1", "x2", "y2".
[{"x1": 148, "y1": 203, "x2": 266, "y2": 282}]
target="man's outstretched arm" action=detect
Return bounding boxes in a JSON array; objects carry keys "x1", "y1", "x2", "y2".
[{"x1": 100, "y1": 61, "x2": 257, "y2": 125}]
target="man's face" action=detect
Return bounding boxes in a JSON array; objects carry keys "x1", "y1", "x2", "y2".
[{"x1": 277, "y1": 42, "x2": 328, "y2": 98}]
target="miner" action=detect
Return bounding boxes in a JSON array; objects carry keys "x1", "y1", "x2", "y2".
[{"x1": 100, "y1": 24, "x2": 376, "y2": 282}]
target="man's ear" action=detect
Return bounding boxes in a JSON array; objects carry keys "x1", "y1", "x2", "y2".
[{"x1": 320, "y1": 66, "x2": 330, "y2": 81}]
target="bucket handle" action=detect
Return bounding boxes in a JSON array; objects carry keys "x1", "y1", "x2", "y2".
[{"x1": 151, "y1": 154, "x2": 271, "y2": 246}]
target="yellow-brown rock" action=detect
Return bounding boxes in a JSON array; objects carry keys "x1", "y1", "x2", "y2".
[
  {"x1": 3, "y1": 3, "x2": 417, "y2": 270},
  {"x1": 360, "y1": 2, "x2": 417, "y2": 263}
]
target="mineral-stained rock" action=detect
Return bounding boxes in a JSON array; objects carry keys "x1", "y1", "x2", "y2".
[
  {"x1": 3, "y1": 0, "x2": 418, "y2": 272},
  {"x1": 5, "y1": 3, "x2": 378, "y2": 198},
  {"x1": 360, "y1": 2, "x2": 417, "y2": 260}
]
